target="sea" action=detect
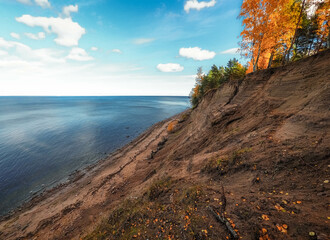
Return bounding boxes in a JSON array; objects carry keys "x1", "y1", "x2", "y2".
[{"x1": 0, "y1": 96, "x2": 190, "y2": 216}]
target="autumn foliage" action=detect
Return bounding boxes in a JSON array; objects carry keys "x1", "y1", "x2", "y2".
[{"x1": 239, "y1": 0, "x2": 330, "y2": 72}]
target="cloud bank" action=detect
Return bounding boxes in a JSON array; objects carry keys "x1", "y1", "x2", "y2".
[
  {"x1": 112, "y1": 49, "x2": 122, "y2": 54},
  {"x1": 157, "y1": 63, "x2": 184, "y2": 72},
  {"x1": 0, "y1": 49, "x2": 8, "y2": 56},
  {"x1": 16, "y1": 0, "x2": 51, "y2": 8},
  {"x1": 67, "y1": 48, "x2": 93, "y2": 61},
  {"x1": 184, "y1": 0, "x2": 216, "y2": 13},
  {"x1": 10, "y1": 33, "x2": 20, "y2": 39},
  {"x1": 16, "y1": 15, "x2": 86, "y2": 47},
  {"x1": 62, "y1": 5, "x2": 79, "y2": 18},
  {"x1": 0, "y1": 37, "x2": 65, "y2": 64},
  {"x1": 179, "y1": 47, "x2": 216, "y2": 60},
  {"x1": 25, "y1": 32, "x2": 45, "y2": 40},
  {"x1": 16, "y1": 0, "x2": 31, "y2": 4},
  {"x1": 35, "y1": 0, "x2": 50, "y2": 8},
  {"x1": 133, "y1": 38, "x2": 155, "y2": 45}
]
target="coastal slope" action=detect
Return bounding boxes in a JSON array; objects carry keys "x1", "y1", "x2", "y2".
[{"x1": 1, "y1": 50, "x2": 329, "y2": 240}]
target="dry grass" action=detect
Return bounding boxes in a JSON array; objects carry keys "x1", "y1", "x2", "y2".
[{"x1": 83, "y1": 178, "x2": 229, "y2": 240}]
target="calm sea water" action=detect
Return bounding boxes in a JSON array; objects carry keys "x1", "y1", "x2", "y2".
[{"x1": 0, "y1": 96, "x2": 190, "y2": 216}]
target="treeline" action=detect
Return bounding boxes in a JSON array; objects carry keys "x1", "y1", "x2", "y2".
[
  {"x1": 190, "y1": 59, "x2": 246, "y2": 107},
  {"x1": 240, "y1": 0, "x2": 329, "y2": 72}
]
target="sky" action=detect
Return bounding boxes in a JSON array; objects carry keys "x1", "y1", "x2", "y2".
[{"x1": 0, "y1": 0, "x2": 244, "y2": 96}]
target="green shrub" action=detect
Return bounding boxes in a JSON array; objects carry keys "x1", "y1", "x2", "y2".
[{"x1": 190, "y1": 59, "x2": 246, "y2": 107}]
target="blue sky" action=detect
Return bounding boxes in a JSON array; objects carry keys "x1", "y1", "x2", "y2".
[{"x1": 0, "y1": 0, "x2": 244, "y2": 96}]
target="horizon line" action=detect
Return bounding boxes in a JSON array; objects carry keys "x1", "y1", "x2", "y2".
[{"x1": 0, "y1": 95, "x2": 190, "y2": 97}]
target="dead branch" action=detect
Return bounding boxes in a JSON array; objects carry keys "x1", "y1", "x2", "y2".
[
  {"x1": 208, "y1": 184, "x2": 238, "y2": 239},
  {"x1": 220, "y1": 184, "x2": 227, "y2": 213},
  {"x1": 207, "y1": 206, "x2": 239, "y2": 239}
]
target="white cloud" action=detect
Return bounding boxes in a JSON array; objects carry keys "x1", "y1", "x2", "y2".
[
  {"x1": 0, "y1": 37, "x2": 65, "y2": 63},
  {"x1": 16, "y1": 15, "x2": 86, "y2": 47},
  {"x1": 157, "y1": 63, "x2": 184, "y2": 72},
  {"x1": 10, "y1": 33, "x2": 20, "y2": 39},
  {"x1": 34, "y1": 0, "x2": 51, "y2": 8},
  {"x1": 16, "y1": 0, "x2": 31, "y2": 4},
  {"x1": 16, "y1": 0, "x2": 51, "y2": 8},
  {"x1": 184, "y1": 0, "x2": 216, "y2": 13},
  {"x1": 91, "y1": 47, "x2": 98, "y2": 51},
  {"x1": 220, "y1": 48, "x2": 239, "y2": 54},
  {"x1": 0, "y1": 50, "x2": 8, "y2": 56},
  {"x1": 0, "y1": 38, "x2": 14, "y2": 48},
  {"x1": 133, "y1": 38, "x2": 155, "y2": 45},
  {"x1": 112, "y1": 49, "x2": 122, "y2": 54},
  {"x1": 62, "y1": 5, "x2": 78, "y2": 18},
  {"x1": 25, "y1": 32, "x2": 46, "y2": 40},
  {"x1": 31, "y1": 48, "x2": 66, "y2": 63},
  {"x1": 67, "y1": 47, "x2": 94, "y2": 61},
  {"x1": 179, "y1": 47, "x2": 216, "y2": 60},
  {"x1": 0, "y1": 59, "x2": 41, "y2": 69}
]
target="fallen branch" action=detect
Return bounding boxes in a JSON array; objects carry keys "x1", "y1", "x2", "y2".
[
  {"x1": 207, "y1": 206, "x2": 239, "y2": 239},
  {"x1": 220, "y1": 184, "x2": 227, "y2": 213},
  {"x1": 208, "y1": 184, "x2": 238, "y2": 239}
]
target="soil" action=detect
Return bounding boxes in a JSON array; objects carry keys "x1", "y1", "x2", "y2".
[{"x1": 0, "y1": 50, "x2": 329, "y2": 240}]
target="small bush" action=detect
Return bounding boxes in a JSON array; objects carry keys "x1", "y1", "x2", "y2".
[
  {"x1": 167, "y1": 120, "x2": 179, "y2": 133},
  {"x1": 148, "y1": 177, "x2": 172, "y2": 201},
  {"x1": 201, "y1": 156, "x2": 228, "y2": 174},
  {"x1": 179, "y1": 112, "x2": 190, "y2": 122},
  {"x1": 201, "y1": 148, "x2": 253, "y2": 175},
  {"x1": 229, "y1": 147, "x2": 252, "y2": 164},
  {"x1": 179, "y1": 186, "x2": 203, "y2": 206}
]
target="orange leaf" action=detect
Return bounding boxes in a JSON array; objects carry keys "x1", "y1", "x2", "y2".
[
  {"x1": 276, "y1": 225, "x2": 283, "y2": 231},
  {"x1": 262, "y1": 214, "x2": 270, "y2": 221}
]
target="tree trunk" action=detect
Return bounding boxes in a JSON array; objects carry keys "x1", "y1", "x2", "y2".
[
  {"x1": 307, "y1": 38, "x2": 313, "y2": 56},
  {"x1": 304, "y1": 28, "x2": 310, "y2": 56},
  {"x1": 254, "y1": 43, "x2": 262, "y2": 72},
  {"x1": 283, "y1": 0, "x2": 306, "y2": 65},
  {"x1": 268, "y1": 51, "x2": 274, "y2": 68},
  {"x1": 327, "y1": 27, "x2": 330, "y2": 48},
  {"x1": 317, "y1": 37, "x2": 324, "y2": 52}
]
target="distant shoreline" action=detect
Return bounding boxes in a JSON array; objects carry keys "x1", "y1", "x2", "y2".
[{"x1": 0, "y1": 95, "x2": 190, "y2": 97}]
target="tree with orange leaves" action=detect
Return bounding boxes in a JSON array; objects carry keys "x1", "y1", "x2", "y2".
[
  {"x1": 284, "y1": 0, "x2": 307, "y2": 64},
  {"x1": 315, "y1": 0, "x2": 330, "y2": 49},
  {"x1": 239, "y1": 0, "x2": 301, "y2": 71},
  {"x1": 239, "y1": 0, "x2": 328, "y2": 71}
]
